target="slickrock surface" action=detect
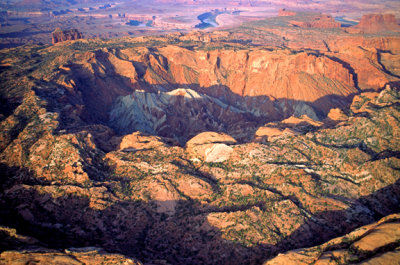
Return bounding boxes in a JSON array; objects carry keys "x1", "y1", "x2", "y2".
[
  {"x1": 264, "y1": 214, "x2": 400, "y2": 265},
  {"x1": 1, "y1": 249, "x2": 141, "y2": 265}
]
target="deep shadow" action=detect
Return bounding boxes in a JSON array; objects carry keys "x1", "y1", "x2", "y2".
[
  {"x1": 376, "y1": 50, "x2": 400, "y2": 79},
  {"x1": 0, "y1": 95, "x2": 21, "y2": 121},
  {"x1": 325, "y1": 55, "x2": 360, "y2": 91},
  {"x1": 1, "y1": 163, "x2": 400, "y2": 264}
]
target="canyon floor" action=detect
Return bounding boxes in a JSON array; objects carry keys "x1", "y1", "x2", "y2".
[{"x1": 1, "y1": 9, "x2": 400, "y2": 265}]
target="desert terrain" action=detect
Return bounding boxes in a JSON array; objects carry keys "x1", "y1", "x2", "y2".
[
  {"x1": 1, "y1": 1, "x2": 400, "y2": 265},
  {"x1": 1, "y1": 0, "x2": 400, "y2": 48}
]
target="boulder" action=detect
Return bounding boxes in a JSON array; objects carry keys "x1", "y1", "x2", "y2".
[
  {"x1": 186, "y1": 132, "x2": 236, "y2": 162},
  {"x1": 186, "y1": 131, "x2": 237, "y2": 147},
  {"x1": 119, "y1": 131, "x2": 166, "y2": 151}
]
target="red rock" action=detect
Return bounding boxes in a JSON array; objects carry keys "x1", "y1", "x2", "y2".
[
  {"x1": 52, "y1": 28, "x2": 83, "y2": 44},
  {"x1": 119, "y1": 131, "x2": 166, "y2": 151},
  {"x1": 289, "y1": 14, "x2": 341, "y2": 29},
  {"x1": 186, "y1": 131, "x2": 236, "y2": 161},
  {"x1": 326, "y1": 108, "x2": 348, "y2": 122},
  {"x1": 349, "y1": 13, "x2": 400, "y2": 33},
  {"x1": 264, "y1": 214, "x2": 400, "y2": 265}
]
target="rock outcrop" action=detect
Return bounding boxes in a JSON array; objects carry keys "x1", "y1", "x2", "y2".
[
  {"x1": 118, "y1": 131, "x2": 167, "y2": 151},
  {"x1": 324, "y1": 107, "x2": 349, "y2": 126},
  {"x1": 186, "y1": 131, "x2": 236, "y2": 162},
  {"x1": 52, "y1": 28, "x2": 83, "y2": 44},
  {"x1": 109, "y1": 88, "x2": 259, "y2": 143},
  {"x1": 254, "y1": 115, "x2": 323, "y2": 142},
  {"x1": 264, "y1": 214, "x2": 400, "y2": 265},
  {"x1": 289, "y1": 14, "x2": 341, "y2": 28},
  {"x1": 254, "y1": 126, "x2": 297, "y2": 143},
  {"x1": 349, "y1": 13, "x2": 400, "y2": 33}
]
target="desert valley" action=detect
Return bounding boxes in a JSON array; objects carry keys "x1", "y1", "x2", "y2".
[{"x1": 1, "y1": 0, "x2": 400, "y2": 264}]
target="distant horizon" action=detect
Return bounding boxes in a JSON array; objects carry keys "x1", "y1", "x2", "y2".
[{"x1": 0, "y1": 0, "x2": 399, "y2": 48}]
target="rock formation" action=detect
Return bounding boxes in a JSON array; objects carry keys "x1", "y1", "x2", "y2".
[
  {"x1": 118, "y1": 131, "x2": 167, "y2": 151},
  {"x1": 324, "y1": 107, "x2": 348, "y2": 126},
  {"x1": 289, "y1": 14, "x2": 341, "y2": 28},
  {"x1": 108, "y1": 88, "x2": 260, "y2": 143},
  {"x1": 253, "y1": 115, "x2": 323, "y2": 143},
  {"x1": 186, "y1": 131, "x2": 237, "y2": 162},
  {"x1": 1, "y1": 10, "x2": 400, "y2": 265},
  {"x1": 264, "y1": 214, "x2": 400, "y2": 265},
  {"x1": 52, "y1": 28, "x2": 83, "y2": 44},
  {"x1": 349, "y1": 13, "x2": 400, "y2": 33},
  {"x1": 59, "y1": 45, "x2": 367, "y2": 143}
]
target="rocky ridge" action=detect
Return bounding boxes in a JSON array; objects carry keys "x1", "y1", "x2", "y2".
[{"x1": 264, "y1": 214, "x2": 400, "y2": 265}]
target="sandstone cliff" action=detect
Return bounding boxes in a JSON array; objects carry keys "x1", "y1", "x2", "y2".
[
  {"x1": 52, "y1": 28, "x2": 83, "y2": 44},
  {"x1": 349, "y1": 13, "x2": 400, "y2": 34}
]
